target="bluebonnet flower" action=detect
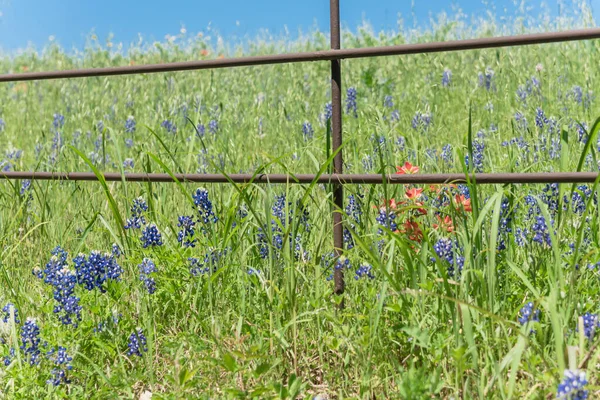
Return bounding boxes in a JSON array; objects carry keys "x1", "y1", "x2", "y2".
[
  {"x1": 395, "y1": 136, "x2": 406, "y2": 152},
  {"x1": 433, "y1": 238, "x2": 464, "y2": 277},
  {"x1": 376, "y1": 207, "x2": 397, "y2": 234},
  {"x1": 531, "y1": 215, "x2": 552, "y2": 247},
  {"x1": 125, "y1": 138, "x2": 134, "y2": 148},
  {"x1": 51, "y1": 267, "x2": 82, "y2": 326},
  {"x1": 355, "y1": 263, "x2": 375, "y2": 280},
  {"x1": 53, "y1": 113, "x2": 65, "y2": 130},
  {"x1": 46, "y1": 346, "x2": 73, "y2": 386},
  {"x1": 518, "y1": 302, "x2": 540, "y2": 325},
  {"x1": 345, "y1": 87, "x2": 357, "y2": 117},
  {"x1": 344, "y1": 193, "x2": 363, "y2": 249},
  {"x1": 141, "y1": 224, "x2": 163, "y2": 248},
  {"x1": 411, "y1": 111, "x2": 432, "y2": 131},
  {"x1": 161, "y1": 119, "x2": 177, "y2": 134},
  {"x1": 362, "y1": 155, "x2": 374, "y2": 171},
  {"x1": 442, "y1": 69, "x2": 452, "y2": 87},
  {"x1": 0, "y1": 118, "x2": 5, "y2": 132},
  {"x1": 514, "y1": 227, "x2": 528, "y2": 247},
  {"x1": 465, "y1": 140, "x2": 484, "y2": 172},
  {"x1": 2, "y1": 303, "x2": 19, "y2": 324},
  {"x1": 579, "y1": 313, "x2": 600, "y2": 340},
  {"x1": 124, "y1": 197, "x2": 148, "y2": 229},
  {"x1": 557, "y1": 370, "x2": 588, "y2": 400},
  {"x1": 384, "y1": 95, "x2": 394, "y2": 108},
  {"x1": 257, "y1": 195, "x2": 309, "y2": 260},
  {"x1": 73, "y1": 250, "x2": 123, "y2": 292},
  {"x1": 20, "y1": 179, "x2": 31, "y2": 196},
  {"x1": 441, "y1": 144, "x2": 453, "y2": 165},
  {"x1": 20, "y1": 318, "x2": 41, "y2": 365},
  {"x1": 123, "y1": 158, "x2": 134, "y2": 169},
  {"x1": 321, "y1": 102, "x2": 332, "y2": 123},
  {"x1": 112, "y1": 243, "x2": 122, "y2": 258},
  {"x1": 514, "y1": 112, "x2": 528, "y2": 130},
  {"x1": 196, "y1": 123, "x2": 206, "y2": 138},
  {"x1": 576, "y1": 122, "x2": 589, "y2": 143},
  {"x1": 127, "y1": 329, "x2": 148, "y2": 357},
  {"x1": 516, "y1": 77, "x2": 541, "y2": 104},
  {"x1": 302, "y1": 122, "x2": 314, "y2": 141},
  {"x1": 478, "y1": 67, "x2": 495, "y2": 91},
  {"x1": 125, "y1": 116, "x2": 136, "y2": 133},
  {"x1": 535, "y1": 108, "x2": 549, "y2": 129},
  {"x1": 193, "y1": 188, "x2": 218, "y2": 225},
  {"x1": 177, "y1": 215, "x2": 197, "y2": 247},
  {"x1": 327, "y1": 256, "x2": 350, "y2": 281},
  {"x1": 3, "y1": 348, "x2": 15, "y2": 366},
  {"x1": 138, "y1": 258, "x2": 157, "y2": 294},
  {"x1": 208, "y1": 119, "x2": 218, "y2": 134},
  {"x1": 188, "y1": 249, "x2": 228, "y2": 276},
  {"x1": 97, "y1": 120, "x2": 105, "y2": 133},
  {"x1": 389, "y1": 109, "x2": 400, "y2": 122}
]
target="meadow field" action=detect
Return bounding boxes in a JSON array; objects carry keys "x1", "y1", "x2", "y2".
[{"x1": 1, "y1": 4, "x2": 600, "y2": 399}]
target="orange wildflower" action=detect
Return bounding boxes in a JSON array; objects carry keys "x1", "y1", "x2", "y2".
[
  {"x1": 433, "y1": 215, "x2": 454, "y2": 233},
  {"x1": 396, "y1": 161, "x2": 420, "y2": 175},
  {"x1": 454, "y1": 195, "x2": 472, "y2": 212},
  {"x1": 200, "y1": 49, "x2": 209, "y2": 57},
  {"x1": 405, "y1": 187, "x2": 423, "y2": 200},
  {"x1": 401, "y1": 220, "x2": 423, "y2": 243}
]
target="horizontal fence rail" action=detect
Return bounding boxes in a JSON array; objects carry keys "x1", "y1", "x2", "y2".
[
  {"x1": 3, "y1": 171, "x2": 600, "y2": 184},
  {"x1": 0, "y1": 28, "x2": 600, "y2": 82}
]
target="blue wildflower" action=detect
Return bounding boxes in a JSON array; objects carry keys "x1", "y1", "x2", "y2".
[
  {"x1": 140, "y1": 224, "x2": 163, "y2": 248},
  {"x1": 433, "y1": 238, "x2": 464, "y2": 277},
  {"x1": 345, "y1": 87, "x2": 357, "y2": 117},
  {"x1": 177, "y1": 215, "x2": 197, "y2": 247},
  {"x1": 125, "y1": 116, "x2": 136, "y2": 133},
  {"x1": 20, "y1": 318, "x2": 41, "y2": 365},
  {"x1": 161, "y1": 119, "x2": 177, "y2": 134},
  {"x1": 208, "y1": 119, "x2": 218, "y2": 134},
  {"x1": 46, "y1": 346, "x2": 73, "y2": 386},
  {"x1": 2, "y1": 303, "x2": 19, "y2": 324},
  {"x1": 124, "y1": 197, "x2": 148, "y2": 229},
  {"x1": 193, "y1": 188, "x2": 218, "y2": 225},
  {"x1": 355, "y1": 263, "x2": 375, "y2": 280},
  {"x1": 127, "y1": 329, "x2": 148, "y2": 357},
  {"x1": 557, "y1": 370, "x2": 588, "y2": 400},
  {"x1": 53, "y1": 113, "x2": 65, "y2": 130},
  {"x1": 123, "y1": 158, "x2": 134, "y2": 169},
  {"x1": 73, "y1": 250, "x2": 123, "y2": 292},
  {"x1": 518, "y1": 302, "x2": 540, "y2": 325},
  {"x1": 442, "y1": 69, "x2": 452, "y2": 87},
  {"x1": 138, "y1": 258, "x2": 157, "y2": 294},
  {"x1": 302, "y1": 122, "x2": 314, "y2": 141}
]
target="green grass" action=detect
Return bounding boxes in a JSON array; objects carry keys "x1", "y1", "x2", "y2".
[{"x1": 1, "y1": 4, "x2": 600, "y2": 399}]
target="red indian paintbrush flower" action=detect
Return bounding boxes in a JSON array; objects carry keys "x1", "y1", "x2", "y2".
[{"x1": 396, "y1": 161, "x2": 420, "y2": 175}]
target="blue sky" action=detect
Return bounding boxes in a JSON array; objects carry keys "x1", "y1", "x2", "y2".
[{"x1": 0, "y1": 0, "x2": 597, "y2": 51}]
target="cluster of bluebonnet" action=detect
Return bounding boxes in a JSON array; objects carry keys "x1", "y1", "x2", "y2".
[
  {"x1": 478, "y1": 67, "x2": 495, "y2": 91},
  {"x1": 2, "y1": 310, "x2": 74, "y2": 386},
  {"x1": 324, "y1": 255, "x2": 351, "y2": 282},
  {"x1": 442, "y1": 69, "x2": 452, "y2": 87},
  {"x1": 345, "y1": 87, "x2": 357, "y2": 117},
  {"x1": 124, "y1": 116, "x2": 136, "y2": 133},
  {"x1": 518, "y1": 302, "x2": 540, "y2": 326},
  {"x1": 2, "y1": 302, "x2": 20, "y2": 324},
  {"x1": 257, "y1": 194, "x2": 310, "y2": 260},
  {"x1": 557, "y1": 370, "x2": 588, "y2": 400},
  {"x1": 46, "y1": 346, "x2": 73, "y2": 386},
  {"x1": 33, "y1": 246, "x2": 123, "y2": 327},
  {"x1": 433, "y1": 238, "x2": 465, "y2": 278},
  {"x1": 138, "y1": 258, "x2": 158, "y2": 294},
  {"x1": 375, "y1": 206, "x2": 397, "y2": 234},
  {"x1": 188, "y1": 248, "x2": 229, "y2": 276},
  {"x1": 382, "y1": 96, "x2": 400, "y2": 122},
  {"x1": 411, "y1": 111, "x2": 432, "y2": 131},
  {"x1": 127, "y1": 329, "x2": 148, "y2": 357},
  {"x1": 343, "y1": 193, "x2": 364, "y2": 250},
  {"x1": 516, "y1": 76, "x2": 541, "y2": 104},
  {"x1": 464, "y1": 140, "x2": 485, "y2": 173},
  {"x1": 355, "y1": 263, "x2": 375, "y2": 280},
  {"x1": 579, "y1": 312, "x2": 600, "y2": 340},
  {"x1": 124, "y1": 197, "x2": 164, "y2": 248},
  {"x1": 161, "y1": 119, "x2": 177, "y2": 134},
  {"x1": 302, "y1": 121, "x2": 314, "y2": 141},
  {"x1": 177, "y1": 188, "x2": 218, "y2": 247}
]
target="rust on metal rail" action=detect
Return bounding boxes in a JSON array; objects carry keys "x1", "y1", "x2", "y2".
[
  {"x1": 3, "y1": 171, "x2": 600, "y2": 184},
  {"x1": 0, "y1": 28, "x2": 599, "y2": 82}
]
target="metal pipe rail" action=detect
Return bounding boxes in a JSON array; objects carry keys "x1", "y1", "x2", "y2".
[
  {"x1": 0, "y1": 28, "x2": 599, "y2": 82},
  {"x1": 3, "y1": 171, "x2": 600, "y2": 184}
]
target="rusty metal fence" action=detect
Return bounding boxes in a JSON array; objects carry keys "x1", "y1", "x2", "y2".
[{"x1": 2, "y1": 1, "x2": 600, "y2": 294}]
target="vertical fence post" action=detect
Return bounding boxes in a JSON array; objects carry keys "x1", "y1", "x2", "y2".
[{"x1": 330, "y1": 0, "x2": 345, "y2": 295}]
